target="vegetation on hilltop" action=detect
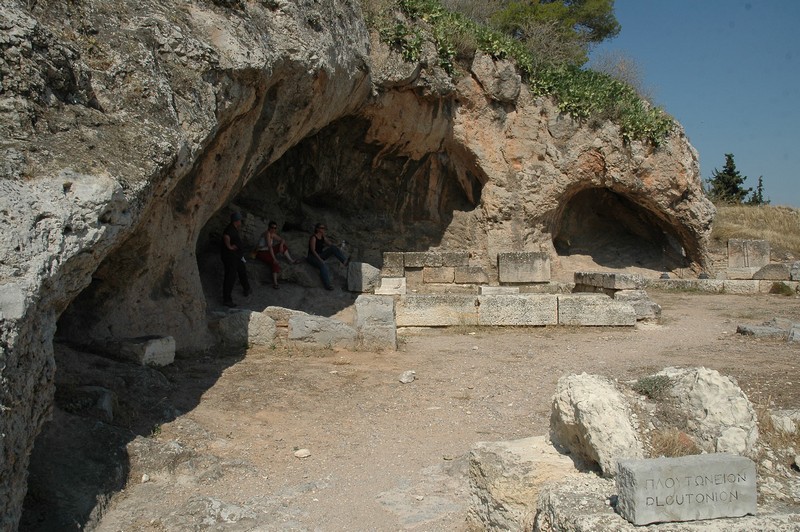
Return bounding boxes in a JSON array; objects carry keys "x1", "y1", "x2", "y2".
[
  {"x1": 361, "y1": 0, "x2": 673, "y2": 145},
  {"x1": 712, "y1": 204, "x2": 800, "y2": 258}
]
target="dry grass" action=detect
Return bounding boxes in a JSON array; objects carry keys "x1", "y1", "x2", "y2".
[
  {"x1": 649, "y1": 427, "x2": 701, "y2": 458},
  {"x1": 712, "y1": 204, "x2": 800, "y2": 257}
]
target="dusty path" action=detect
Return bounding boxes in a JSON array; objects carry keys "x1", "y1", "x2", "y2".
[{"x1": 75, "y1": 289, "x2": 800, "y2": 531}]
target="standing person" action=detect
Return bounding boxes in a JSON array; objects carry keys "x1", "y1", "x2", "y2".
[
  {"x1": 307, "y1": 222, "x2": 349, "y2": 290},
  {"x1": 220, "y1": 211, "x2": 251, "y2": 307},
  {"x1": 256, "y1": 220, "x2": 301, "y2": 289}
]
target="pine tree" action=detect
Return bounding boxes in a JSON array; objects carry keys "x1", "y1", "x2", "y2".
[
  {"x1": 706, "y1": 153, "x2": 751, "y2": 204},
  {"x1": 746, "y1": 176, "x2": 769, "y2": 205}
]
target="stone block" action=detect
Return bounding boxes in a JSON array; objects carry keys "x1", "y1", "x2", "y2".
[
  {"x1": 791, "y1": 261, "x2": 800, "y2": 281},
  {"x1": 557, "y1": 294, "x2": 636, "y2": 326},
  {"x1": 616, "y1": 454, "x2": 757, "y2": 526},
  {"x1": 404, "y1": 251, "x2": 438, "y2": 268},
  {"x1": 288, "y1": 313, "x2": 357, "y2": 348},
  {"x1": 574, "y1": 271, "x2": 644, "y2": 290},
  {"x1": 404, "y1": 267, "x2": 423, "y2": 287},
  {"x1": 455, "y1": 266, "x2": 489, "y2": 284},
  {"x1": 439, "y1": 251, "x2": 470, "y2": 267},
  {"x1": 395, "y1": 295, "x2": 478, "y2": 327},
  {"x1": 728, "y1": 239, "x2": 770, "y2": 269},
  {"x1": 117, "y1": 335, "x2": 175, "y2": 366},
  {"x1": 374, "y1": 277, "x2": 406, "y2": 295},
  {"x1": 477, "y1": 295, "x2": 557, "y2": 326},
  {"x1": 789, "y1": 325, "x2": 800, "y2": 343},
  {"x1": 423, "y1": 266, "x2": 455, "y2": 283},
  {"x1": 497, "y1": 251, "x2": 550, "y2": 283},
  {"x1": 753, "y1": 263, "x2": 790, "y2": 280},
  {"x1": 479, "y1": 285, "x2": 519, "y2": 295},
  {"x1": 726, "y1": 267, "x2": 759, "y2": 280},
  {"x1": 354, "y1": 295, "x2": 396, "y2": 349},
  {"x1": 646, "y1": 279, "x2": 725, "y2": 293},
  {"x1": 723, "y1": 280, "x2": 760, "y2": 295},
  {"x1": 348, "y1": 261, "x2": 381, "y2": 292},
  {"x1": 381, "y1": 252, "x2": 405, "y2": 277},
  {"x1": 468, "y1": 436, "x2": 579, "y2": 531},
  {"x1": 613, "y1": 290, "x2": 661, "y2": 320}
]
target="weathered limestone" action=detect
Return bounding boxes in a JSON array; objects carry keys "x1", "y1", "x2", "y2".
[
  {"x1": 381, "y1": 252, "x2": 405, "y2": 277},
  {"x1": 791, "y1": 261, "x2": 800, "y2": 281},
  {"x1": 114, "y1": 336, "x2": 175, "y2": 367},
  {"x1": 347, "y1": 262, "x2": 381, "y2": 292},
  {"x1": 616, "y1": 454, "x2": 757, "y2": 525},
  {"x1": 467, "y1": 436, "x2": 579, "y2": 531},
  {"x1": 723, "y1": 280, "x2": 761, "y2": 294},
  {"x1": 574, "y1": 272, "x2": 644, "y2": 291},
  {"x1": 215, "y1": 310, "x2": 277, "y2": 348},
  {"x1": 374, "y1": 277, "x2": 407, "y2": 295},
  {"x1": 550, "y1": 373, "x2": 644, "y2": 477},
  {"x1": 395, "y1": 295, "x2": 478, "y2": 327},
  {"x1": 497, "y1": 252, "x2": 550, "y2": 283},
  {"x1": 753, "y1": 263, "x2": 791, "y2": 280},
  {"x1": 354, "y1": 295, "x2": 396, "y2": 349},
  {"x1": 478, "y1": 295, "x2": 558, "y2": 326},
  {"x1": 727, "y1": 267, "x2": 760, "y2": 280},
  {"x1": 657, "y1": 367, "x2": 758, "y2": 457},
  {"x1": 423, "y1": 266, "x2": 455, "y2": 283},
  {"x1": 479, "y1": 286, "x2": 520, "y2": 295},
  {"x1": 288, "y1": 313, "x2": 357, "y2": 348},
  {"x1": 557, "y1": 294, "x2": 637, "y2": 326},
  {"x1": 728, "y1": 239, "x2": 770, "y2": 269},
  {"x1": 455, "y1": 266, "x2": 489, "y2": 284},
  {"x1": 613, "y1": 290, "x2": 662, "y2": 321}
]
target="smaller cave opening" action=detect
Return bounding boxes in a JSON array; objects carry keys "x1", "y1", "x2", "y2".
[{"x1": 553, "y1": 188, "x2": 689, "y2": 274}]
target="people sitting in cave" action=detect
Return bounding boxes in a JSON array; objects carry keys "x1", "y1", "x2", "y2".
[
  {"x1": 255, "y1": 220, "x2": 301, "y2": 289},
  {"x1": 307, "y1": 222, "x2": 349, "y2": 290},
  {"x1": 221, "y1": 211, "x2": 251, "y2": 307}
]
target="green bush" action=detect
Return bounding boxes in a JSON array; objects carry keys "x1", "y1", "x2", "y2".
[
  {"x1": 366, "y1": 0, "x2": 673, "y2": 145},
  {"x1": 632, "y1": 375, "x2": 672, "y2": 400}
]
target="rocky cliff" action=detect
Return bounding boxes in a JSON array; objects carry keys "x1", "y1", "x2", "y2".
[{"x1": 0, "y1": 0, "x2": 713, "y2": 527}]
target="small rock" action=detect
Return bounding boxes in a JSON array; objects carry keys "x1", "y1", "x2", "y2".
[
  {"x1": 794, "y1": 455, "x2": 800, "y2": 469},
  {"x1": 141, "y1": 473, "x2": 150, "y2": 483},
  {"x1": 294, "y1": 448, "x2": 311, "y2": 458},
  {"x1": 399, "y1": 370, "x2": 416, "y2": 384}
]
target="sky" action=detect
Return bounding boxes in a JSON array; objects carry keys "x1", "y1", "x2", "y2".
[{"x1": 589, "y1": 0, "x2": 800, "y2": 208}]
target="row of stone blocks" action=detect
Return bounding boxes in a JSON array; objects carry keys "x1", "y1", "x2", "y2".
[
  {"x1": 396, "y1": 293, "x2": 637, "y2": 327},
  {"x1": 381, "y1": 250, "x2": 551, "y2": 284}
]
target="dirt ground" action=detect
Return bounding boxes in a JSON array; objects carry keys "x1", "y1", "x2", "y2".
[{"x1": 21, "y1": 256, "x2": 800, "y2": 531}]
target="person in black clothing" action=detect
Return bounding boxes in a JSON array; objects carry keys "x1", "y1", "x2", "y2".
[
  {"x1": 307, "y1": 222, "x2": 349, "y2": 290},
  {"x1": 221, "y1": 211, "x2": 251, "y2": 307}
]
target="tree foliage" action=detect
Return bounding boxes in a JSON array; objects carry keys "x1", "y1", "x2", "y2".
[
  {"x1": 706, "y1": 153, "x2": 752, "y2": 204},
  {"x1": 747, "y1": 176, "x2": 769, "y2": 205},
  {"x1": 489, "y1": 0, "x2": 620, "y2": 66}
]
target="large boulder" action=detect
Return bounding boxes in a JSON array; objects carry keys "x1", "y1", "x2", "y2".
[
  {"x1": 657, "y1": 367, "x2": 759, "y2": 457},
  {"x1": 549, "y1": 373, "x2": 644, "y2": 477}
]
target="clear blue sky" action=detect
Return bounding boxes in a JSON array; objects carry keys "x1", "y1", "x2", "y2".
[{"x1": 589, "y1": 0, "x2": 799, "y2": 208}]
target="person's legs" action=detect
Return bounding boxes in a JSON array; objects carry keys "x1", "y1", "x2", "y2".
[
  {"x1": 321, "y1": 246, "x2": 347, "y2": 265},
  {"x1": 222, "y1": 257, "x2": 236, "y2": 305},
  {"x1": 237, "y1": 260, "x2": 251, "y2": 296},
  {"x1": 307, "y1": 254, "x2": 333, "y2": 289}
]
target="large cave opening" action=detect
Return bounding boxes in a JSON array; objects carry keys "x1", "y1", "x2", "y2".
[{"x1": 552, "y1": 187, "x2": 690, "y2": 274}]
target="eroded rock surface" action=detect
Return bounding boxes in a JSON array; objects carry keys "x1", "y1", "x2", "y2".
[{"x1": 1, "y1": 0, "x2": 714, "y2": 527}]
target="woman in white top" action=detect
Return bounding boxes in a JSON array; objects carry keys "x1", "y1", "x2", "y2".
[{"x1": 255, "y1": 221, "x2": 301, "y2": 288}]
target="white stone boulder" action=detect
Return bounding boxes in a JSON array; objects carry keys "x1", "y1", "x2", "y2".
[
  {"x1": 657, "y1": 367, "x2": 758, "y2": 457},
  {"x1": 549, "y1": 373, "x2": 643, "y2": 477}
]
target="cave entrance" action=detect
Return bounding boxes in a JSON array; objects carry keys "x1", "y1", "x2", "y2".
[{"x1": 552, "y1": 187, "x2": 689, "y2": 274}]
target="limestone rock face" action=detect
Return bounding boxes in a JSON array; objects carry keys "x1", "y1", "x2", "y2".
[
  {"x1": 1, "y1": 0, "x2": 714, "y2": 526},
  {"x1": 549, "y1": 373, "x2": 644, "y2": 477}
]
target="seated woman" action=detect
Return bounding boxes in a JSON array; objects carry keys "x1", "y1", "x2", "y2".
[
  {"x1": 255, "y1": 221, "x2": 301, "y2": 289},
  {"x1": 307, "y1": 222, "x2": 349, "y2": 290}
]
